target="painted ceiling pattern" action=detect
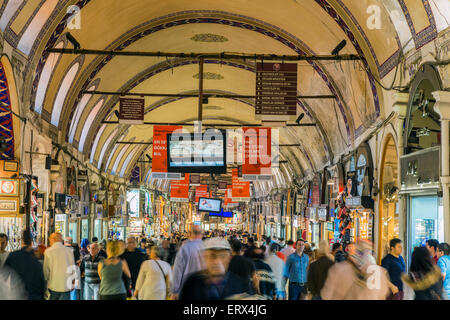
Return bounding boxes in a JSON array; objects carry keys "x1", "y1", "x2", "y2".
[{"x1": 0, "y1": 0, "x2": 448, "y2": 188}]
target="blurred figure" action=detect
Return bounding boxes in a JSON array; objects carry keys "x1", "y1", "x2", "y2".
[
  {"x1": 81, "y1": 242, "x2": 104, "y2": 300},
  {"x1": 381, "y1": 238, "x2": 406, "y2": 300},
  {"x1": 98, "y1": 240, "x2": 107, "y2": 259},
  {"x1": 0, "y1": 265, "x2": 26, "y2": 300},
  {"x1": 252, "y1": 247, "x2": 276, "y2": 300},
  {"x1": 281, "y1": 240, "x2": 295, "y2": 258},
  {"x1": 5, "y1": 229, "x2": 46, "y2": 300},
  {"x1": 266, "y1": 243, "x2": 286, "y2": 300},
  {"x1": 331, "y1": 242, "x2": 346, "y2": 263},
  {"x1": 284, "y1": 239, "x2": 309, "y2": 300},
  {"x1": 120, "y1": 237, "x2": 145, "y2": 297},
  {"x1": 171, "y1": 225, "x2": 205, "y2": 299},
  {"x1": 65, "y1": 237, "x2": 81, "y2": 300},
  {"x1": 80, "y1": 238, "x2": 90, "y2": 258},
  {"x1": 98, "y1": 240, "x2": 131, "y2": 300},
  {"x1": 426, "y1": 239, "x2": 440, "y2": 264},
  {"x1": 135, "y1": 246, "x2": 173, "y2": 300},
  {"x1": 138, "y1": 239, "x2": 147, "y2": 254},
  {"x1": 321, "y1": 240, "x2": 389, "y2": 300},
  {"x1": 402, "y1": 246, "x2": 445, "y2": 300},
  {"x1": 179, "y1": 238, "x2": 252, "y2": 300},
  {"x1": 0, "y1": 233, "x2": 9, "y2": 267},
  {"x1": 304, "y1": 242, "x2": 314, "y2": 262},
  {"x1": 437, "y1": 242, "x2": 450, "y2": 299},
  {"x1": 44, "y1": 233, "x2": 76, "y2": 300},
  {"x1": 243, "y1": 237, "x2": 257, "y2": 258},
  {"x1": 228, "y1": 239, "x2": 257, "y2": 294},
  {"x1": 35, "y1": 243, "x2": 46, "y2": 264},
  {"x1": 307, "y1": 240, "x2": 334, "y2": 300}
]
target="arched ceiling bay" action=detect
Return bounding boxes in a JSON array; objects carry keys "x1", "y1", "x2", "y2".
[{"x1": 2, "y1": 0, "x2": 447, "y2": 184}]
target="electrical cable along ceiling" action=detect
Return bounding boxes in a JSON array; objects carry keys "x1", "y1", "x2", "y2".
[{"x1": 2, "y1": 0, "x2": 447, "y2": 187}]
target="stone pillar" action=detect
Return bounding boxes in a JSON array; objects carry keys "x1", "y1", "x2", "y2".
[
  {"x1": 392, "y1": 93, "x2": 409, "y2": 245},
  {"x1": 432, "y1": 91, "x2": 450, "y2": 244}
]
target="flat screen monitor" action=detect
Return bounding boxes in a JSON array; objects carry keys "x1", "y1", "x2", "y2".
[
  {"x1": 167, "y1": 130, "x2": 226, "y2": 173},
  {"x1": 198, "y1": 197, "x2": 222, "y2": 213}
]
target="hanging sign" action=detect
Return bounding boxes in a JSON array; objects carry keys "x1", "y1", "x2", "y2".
[
  {"x1": 170, "y1": 174, "x2": 190, "y2": 202},
  {"x1": 255, "y1": 62, "x2": 298, "y2": 121},
  {"x1": 151, "y1": 125, "x2": 182, "y2": 179},
  {"x1": 231, "y1": 168, "x2": 250, "y2": 201},
  {"x1": 119, "y1": 97, "x2": 144, "y2": 124},
  {"x1": 195, "y1": 185, "x2": 209, "y2": 203},
  {"x1": 0, "y1": 179, "x2": 19, "y2": 196},
  {"x1": 242, "y1": 127, "x2": 272, "y2": 181},
  {"x1": 224, "y1": 186, "x2": 238, "y2": 207}
]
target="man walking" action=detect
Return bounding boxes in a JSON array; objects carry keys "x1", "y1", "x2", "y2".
[
  {"x1": 81, "y1": 242, "x2": 103, "y2": 300},
  {"x1": 5, "y1": 229, "x2": 46, "y2": 300},
  {"x1": 120, "y1": 237, "x2": 145, "y2": 296},
  {"x1": 266, "y1": 243, "x2": 286, "y2": 299},
  {"x1": 44, "y1": 232, "x2": 76, "y2": 300},
  {"x1": 437, "y1": 242, "x2": 450, "y2": 299},
  {"x1": 171, "y1": 225, "x2": 205, "y2": 299},
  {"x1": 381, "y1": 238, "x2": 406, "y2": 300},
  {"x1": 283, "y1": 239, "x2": 309, "y2": 300}
]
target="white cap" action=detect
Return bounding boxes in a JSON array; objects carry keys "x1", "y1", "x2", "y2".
[{"x1": 203, "y1": 237, "x2": 231, "y2": 251}]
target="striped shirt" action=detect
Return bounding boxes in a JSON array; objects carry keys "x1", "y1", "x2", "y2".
[{"x1": 81, "y1": 254, "x2": 104, "y2": 284}]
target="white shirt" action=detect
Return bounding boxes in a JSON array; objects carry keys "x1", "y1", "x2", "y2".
[
  {"x1": 265, "y1": 253, "x2": 285, "y2": 292},
  {"x1": 135, "y1": 259, "x2": 173, "y2": 300},
  {"x1": 43, "y1": 242, "x2": 76, "y2": 292},
  {"x1": 281, "y1": 245, "x2": 295, "y2": 258}
]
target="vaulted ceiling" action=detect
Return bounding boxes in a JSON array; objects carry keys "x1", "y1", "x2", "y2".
[{"x1": 1, "y1": 0, "x2": 448, "y2": 192}]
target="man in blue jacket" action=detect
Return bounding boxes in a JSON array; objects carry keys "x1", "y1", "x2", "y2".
[
  {"x1": 381, "y1": 238, "x2": 406, "y2": 300},
  {"x1": 283, "y1": 239, "x2": 309, "y2": 300}
]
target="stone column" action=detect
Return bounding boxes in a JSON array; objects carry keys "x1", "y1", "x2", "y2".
[
  {"x1": 432, "y1": 91, "x2": 450, "y2": 243},
  {"x1": 392, "y1": 93, "x2": 409, "y2": 245}
]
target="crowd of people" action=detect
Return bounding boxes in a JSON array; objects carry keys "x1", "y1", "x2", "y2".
[{"x1": 0, "y1": 228, "x2": 449, "y2": 300}]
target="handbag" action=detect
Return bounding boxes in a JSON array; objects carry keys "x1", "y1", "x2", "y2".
[{"x1": 154, "y1": 260, "x2": 170, "y2": 300}]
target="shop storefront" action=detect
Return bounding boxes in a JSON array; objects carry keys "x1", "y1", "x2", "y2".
[{"x1": 400, "y1": 146, "x2": 444, "y2": 263}]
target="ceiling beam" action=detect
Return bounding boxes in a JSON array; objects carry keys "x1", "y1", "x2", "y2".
[{"x1": 47, "y1": 48, "x2": 363, "y2": 61}]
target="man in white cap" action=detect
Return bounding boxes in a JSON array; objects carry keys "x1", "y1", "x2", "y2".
[{"x1": 179, "y1": 237, "x2": 253, "y2": 300}]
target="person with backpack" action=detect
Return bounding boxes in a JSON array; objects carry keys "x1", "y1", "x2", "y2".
[{"x1": 134, "y1": 246, "x2": 172, "y2": 300}]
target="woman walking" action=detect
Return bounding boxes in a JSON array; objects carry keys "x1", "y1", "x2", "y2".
[
  {"x1": 402, "y1": 246, "x2": 445, "y2": 300},
  {"x1": 98, "y1": 240, "x2": 131, "y2": 300},
  {"x1": 134, "y1": 246, "x2": 172, "y2": 300}
]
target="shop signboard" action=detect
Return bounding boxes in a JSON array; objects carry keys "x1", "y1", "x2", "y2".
[
  {"x1": 170, "y1": 174, "x2": 190, "y2": 202},
  {"x1": 151, "y1": 125, "x2": 182, "y2": 180},
  {"x1": 317, "y1": 207, "x2": 328, "y2": 221},
  {"x1": 400, "y1": 146, "x2": 440, "y2": 192},
  {"x1": 119, "y1": 97, "x2": 144, "y2": 124},
  {"x1": 231, "y1": 168, "x2": 250, "y2": 201},
  {"x1": 195, "y1": 185, "x2": 209, "y2": 203},
  {"x1": 255, "y1": 62, "x2": 298, "y2": 121},
  {"x1": 127, "y1": 189, "x2": 140, "y2": 217},
  {"x1": 242, "y1": 127, "x2": 272, "y2": 180},
  {"x1": 0, "y1": 197, "x2": 19, "y2": 215}
]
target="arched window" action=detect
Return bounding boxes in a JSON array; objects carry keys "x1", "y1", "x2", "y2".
[
  {"x1": 17, "y1": 0, "x2": 59, "y2": 54},
  {"x1": 0, "y1": 0, "x2": 24, "y2": 31},
  {"x1": 111, "y1": 143, "x2": 133, "y2": 175},
  {"x1": 51, "y1": 62, "x2": 80, "y2": 127},
  {"x1": 78, "y1": 98, "x2": 104, "y2": 151},
  {"x1": 97, "y1": 128, "x2": 118, "y2": 169},
  {"x1": 69, "y1": 85, "x2": 96, "y2": 143},
  {"x1": 120, "y1": 148, "x2": 140, "y2": 177},
  {"x1": 34, "y1": 41, "x2": 64, "y2": 114},
  {"x1": 104, "y1": 144, "x2": 119, "y2": 172},
  {"x1": 90, "y1": 123, "x2": 107, "y2": 163}
]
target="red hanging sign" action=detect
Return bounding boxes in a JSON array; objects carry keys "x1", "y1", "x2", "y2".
[
  {"x1": 242, "y1": 127, "x2": 272, "y2": 180},
  {"x1": 151, "y1": 125, "x2": 182, "y2": 178},
  {"x1": 195, "y1": 185, "x2": 209, "y2": 203},
  {"x1": 232, "y1": 168, "x2": 250, "y2": 200},
  {"x1": 170, "y1": 174, "x2": 189, "y2": 202}
]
